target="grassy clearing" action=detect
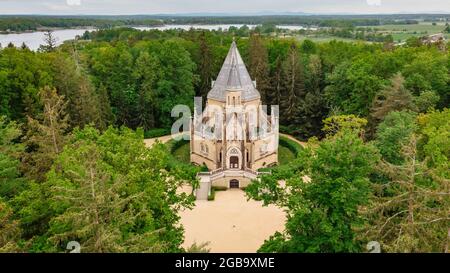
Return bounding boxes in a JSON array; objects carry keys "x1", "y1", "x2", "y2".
[{"x1": 278, "y1": 145, "x2": 296, "y2": 165}]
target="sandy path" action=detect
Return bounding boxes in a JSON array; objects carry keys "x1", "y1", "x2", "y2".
[
  {"x1": 180, "y1": 190, "x2": 286, "y2": 253},
  {"x1": 144, "y1": 133, "x2": 287, "y2": 252},
  {"x1": 280, "y1": 133, "x2": 308, "y2": 148},
  {"x1": 144, "y1": 132, "x2": 183, "y2": 148}
]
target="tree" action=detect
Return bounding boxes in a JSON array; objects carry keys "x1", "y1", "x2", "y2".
[
  {"x1": 402, "y1": 51, "x2": 449, "y2": 108},
  {"x1": 414, "y1": 90, "x2": 440, "y2": 113},
  {"x1": 365, "y1": 135, "x2": 449, "y2": 252},
  {"x1": 417, "y1": 109, "x2": 450, "y2": 178},
  {"x1": 369, "y1": 74, "x2": 416, "y2": 137},
  {"x1": 325, "y1": 60, "x2": 383, "y2": 116},
  {"x1": 0, "y1": 198, "x2": 22, "y2": 252},
  {"x1": 375, "y1": 111, "x2": 417, "y2": 164},
  {"x1": 133, "y1": 51, "x2": 160, "y2": 131},
  {"x1": 15, "y1": 126, "x2": 197, "y2": 252},
  {"x1": 197, "y1": 32, "x2": 214, "y2": 99},
  {"x1": 281, "y1": 42, "x2": 305, "y2": 124},
  {"x1": 268, "y1": 55, "x2": 284, "y2": 107},
  {"x1": 247, "y1": 130, "x2": 379, "y2": 252},
  {"x1": 248, "y1": 34, "x2": 270, "y2": 104},
  {"x1": 0, "y1": 116, "x2": 26, "y2": 199},
  {"x1": 21, "y1": 86, "x2": 68, "y2": 182},
  {"x1": 322, "y1": 114, "x2": 368, "y2": 138},
  {"x1": 294, "y1": 54, "x2": 327, "y2": 138},
  {"x1": 0, "y1": 47, "x2": 53, "y2": 121},
  {"x1": 40, "y1": 30, "x2": 58, "y2": 52},
  {"x1": 151, "y1": 40, "x2": 196, "y2": 127},
  {"x1": 50, "y1": 53, "x2": 104, "y2": 129},
  {"x1": 46, "y1": 141, "x2": 163, "y2": 252},
  {"x1": 47, "y1": 126, "x2": 198, "y2": 252}
]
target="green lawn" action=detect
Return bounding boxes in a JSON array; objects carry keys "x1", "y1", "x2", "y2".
[
  {"x1": 172, "y1": 141, "x2": 190, "y2": 163},
  {"x1": 278, "y1": 145, "x2": 296, "y2": 166}
]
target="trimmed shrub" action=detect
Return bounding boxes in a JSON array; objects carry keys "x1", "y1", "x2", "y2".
[
  {"x1": 212, "y1": 186, "x2": 227, "y2": 191},
  {"x1": 208, "y1": 188, "x2": 216, "y2": 201},
  {"x1": 144, "y1": 128, "x2": 171, "y2": 139}
]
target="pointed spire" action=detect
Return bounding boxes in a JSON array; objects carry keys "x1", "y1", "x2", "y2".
[{"x1": 207, "y1": 41, "x2": 260, "y2": 102}]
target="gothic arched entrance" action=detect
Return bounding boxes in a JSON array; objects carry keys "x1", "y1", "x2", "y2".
[
  {"x1": 229, "y1": 179, "x2": 239, "y2": 188},
  {"x1": 227, "y1": 147, "x2": 242, "y2": 169},
  {"x1": 230, "y1": 156, "x2": 239, "y2": 169}
]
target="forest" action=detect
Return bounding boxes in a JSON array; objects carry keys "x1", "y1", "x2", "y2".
[
  {"x1": 0, "y1": 15, "x2": 163, "y2": 32},
  {"x1": 1, "y1": 14, "x2": 448, "y2": 32},
  {"x1": 0, "y1": 26, "x2": 449, "y2": 252}
]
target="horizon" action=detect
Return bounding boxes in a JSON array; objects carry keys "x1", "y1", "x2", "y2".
[
  {"x1": 1, "y1": 11, "x2": 450, "y2": 17},
  {"x1": 1, "y1": 0, "x2": 449, "y2": 16}
]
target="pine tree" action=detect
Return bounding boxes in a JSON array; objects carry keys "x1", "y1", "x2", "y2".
[
  {"x1": 40, "y1": 30, "x2": 58, "y2": 52},
  {"x1": 133, "y1": 51, "x2": 160, "y2": 131},
  {"x1": 281, "y1": 42, "x2": 305, "y2": 124},
  {"x1": 0, "y1": 199, "x2": 21, "y2": 252},
  {"x1": 51, "y1": 54, "x2": 104, "y2": 129},
  {"x1": 0, "y1": 116, "x2": 25, "y2": 199},
  {"x1": 22, "y1": 86, "x2": 68, "y2": 182},
  {"x1": 268, "y1": 56, "x2": 284, "y2": 107},
  {"x1": 294, "y1": 55, "x2": 328, "y2": 138},
  {"x1": 197, "y1": 32, "x2": 214, "y2": 99},
  {"x1": 249, "y1": 34, "x2": 270, "y2": 104},
  {"x1": 369, "y1": 73, "x2": 416, "y2": 137},
  {"x1": 47, "y1": 143, "x2": 162, "y2": 252},
  {"x1": 365, "y1": 135, "x2": 450, "y2": 252},
  {"x1": 97, "y1": 84, "x2": 115, "y2": 129}
]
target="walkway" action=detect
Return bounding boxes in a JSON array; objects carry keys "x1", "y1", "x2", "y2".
[
  {"x1": 144, "y1": 132, "x2": 307, "y2": 148},
  {"x1": 280, "y1": 133, "x2": 308, "y2": 148},
  {"x1": 179, "y1": 189, "x2": 285, "y2": 253},
  {"x1": 143, "y1": 132, "x2": 183, "y2": 148}
]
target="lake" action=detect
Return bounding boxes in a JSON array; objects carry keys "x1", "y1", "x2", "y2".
[{"x1": 0, "y1": 24, "x2": 314, "y2": 51}]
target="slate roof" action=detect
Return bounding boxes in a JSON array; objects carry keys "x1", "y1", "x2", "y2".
[{"x1": 207, "y1": 41, "x2": 260, "y2": 102}]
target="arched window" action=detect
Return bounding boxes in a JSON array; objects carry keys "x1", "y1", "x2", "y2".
[
  {"x1": 230, "y1": 148, "x2": 239, "y2": 155},
  {"x1": 233, "y1": 96, "x2": 236, "y2": 106}
]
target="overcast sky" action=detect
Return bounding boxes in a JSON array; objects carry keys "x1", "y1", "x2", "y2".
[{"x1": 0, "y1": 0, "x2": 449, "y2": 15}]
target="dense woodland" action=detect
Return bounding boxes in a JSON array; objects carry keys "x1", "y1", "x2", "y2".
[{"x1": 0, "y1": 26, "x2": 449, "y2": 252}]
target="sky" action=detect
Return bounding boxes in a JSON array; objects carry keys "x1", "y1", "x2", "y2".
[{"x1": 0, "y1": 0, "x2": 449, "y2": 15}]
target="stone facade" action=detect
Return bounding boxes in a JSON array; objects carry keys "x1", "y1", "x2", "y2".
[{"x1": 191, "y1": 41, "x2": 278, "y2": 196}]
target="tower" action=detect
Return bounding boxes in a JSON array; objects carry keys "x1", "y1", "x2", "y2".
[{"x1": 191, "y1": 41, "x2": 278, "y2": 194}]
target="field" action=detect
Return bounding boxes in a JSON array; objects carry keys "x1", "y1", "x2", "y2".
[{"x1": 364, "y1": 22, "x2": 450, "y2": 42}]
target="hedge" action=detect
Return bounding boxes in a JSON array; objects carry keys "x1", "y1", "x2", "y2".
[
  {"x1": 208, "y1": 188, "x2": 216, "y2": 201},
  {"x1": 279, "y1": 135, "x2": 303, "y2": 157},
  {"x1": 144, "y1": 128, "x2": 171, "y2": 139}
]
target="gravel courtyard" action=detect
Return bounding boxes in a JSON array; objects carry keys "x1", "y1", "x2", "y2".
[{"x1": 179, "y1": 189, "x2": 286, "y2": 253}]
